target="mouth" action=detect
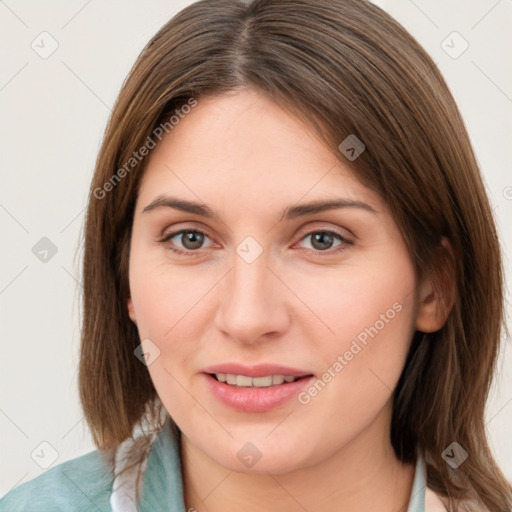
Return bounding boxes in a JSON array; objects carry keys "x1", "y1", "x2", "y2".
[
  {"x1": 202, "y1": 370, "x2": 315, "y2": 413},
  {"x1": 208, "y1": 372, "x2": 310, "y2": 387}
]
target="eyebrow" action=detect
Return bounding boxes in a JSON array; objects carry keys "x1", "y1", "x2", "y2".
[{"x1": 142, "y1": 195, "x2": 378, "y2": 220}]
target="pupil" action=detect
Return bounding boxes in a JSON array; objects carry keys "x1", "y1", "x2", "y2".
[{"x1": 183, "y1": 231, "x2": 204, "y2": 249}]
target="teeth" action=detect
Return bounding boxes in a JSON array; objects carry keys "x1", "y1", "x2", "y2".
[
  {"x1": 213, "y1": 373, "x2": 301, "y2": 387},
  {"x1": 237, "y1": 375, "x2": 253, "y2": 387}
]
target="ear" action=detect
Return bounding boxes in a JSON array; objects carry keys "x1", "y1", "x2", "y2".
[
  {"x1": 127, "y1": 297, "x2": 137, "y2": 324},
  {"x1": 415, "y1": 237, "x2": 456, "y2": 333}
]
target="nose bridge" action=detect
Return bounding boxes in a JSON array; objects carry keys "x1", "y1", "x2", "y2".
[
  {"x1": 215, "y1": 243, "x2": 288, "y2": 344},
  {"x1": 232, "y1": 247, "x2": 270, "y2": 301}
]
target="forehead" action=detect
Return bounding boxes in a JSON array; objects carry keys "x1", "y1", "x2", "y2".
[{"x1": 137, "y1": 89, "x2": 383, "y2": 215}]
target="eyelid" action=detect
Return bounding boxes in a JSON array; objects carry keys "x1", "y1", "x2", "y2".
[
  {"x1": 294, "y1": 223, "x2": 354, "y2": 242},
  {"x1": 159, "y1": 221, "x2": 215, "y2": 240}
]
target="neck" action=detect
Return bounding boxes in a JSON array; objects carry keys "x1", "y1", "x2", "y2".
[{"x1": 180, "y1": 407, "x2": 415, "y2": 512}]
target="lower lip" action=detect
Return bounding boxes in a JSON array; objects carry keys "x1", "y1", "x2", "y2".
[{"x1": 202, "y1": 373, "x2": 314, "y2": 413}]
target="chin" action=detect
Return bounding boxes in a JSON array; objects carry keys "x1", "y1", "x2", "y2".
[{"x1": 196, "y1": 434, "x2": 316, "y2": 475}]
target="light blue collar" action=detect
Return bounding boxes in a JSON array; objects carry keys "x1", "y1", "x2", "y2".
[
  {"x1": 138, "y1": 418, "x2": 427, "y2": 511},
  {"x1": 407, "y1": 456, "x2": 427, "y2": 512},
  {"x1": 138, "y1": 418, "x2": 186, "y2": 511}
]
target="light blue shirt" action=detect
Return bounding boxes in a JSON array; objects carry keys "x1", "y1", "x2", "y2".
[{"x1": 0, "y1": 418, "x2": 428, "y2": 511}]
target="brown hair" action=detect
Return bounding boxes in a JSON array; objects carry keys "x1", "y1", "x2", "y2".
[{"x1": 79, "y1": 0, "x2": 512, "y2": 510}]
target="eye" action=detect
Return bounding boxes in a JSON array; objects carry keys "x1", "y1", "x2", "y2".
[
  {"x1": 159, "y1": 229, "x2": 214, "y2": 255},
  {"x1": 158, "y1": 227, "x2": 353, "y2": 257},
  {"x1": 296, "y1": 229, "x2": 352, "y2": 254}
]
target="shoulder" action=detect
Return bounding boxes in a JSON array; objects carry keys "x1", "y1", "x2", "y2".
[{"x1": 0, "y1": 449, "x2": 114, "y2": 512}]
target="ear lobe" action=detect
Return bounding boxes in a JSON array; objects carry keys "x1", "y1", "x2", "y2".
[
  {"x1": 415, "y1": 237, "x2": 456, "y2": 333},
  {"x1": 127, "y1": 297, "x2": 137, "y2": 324}
]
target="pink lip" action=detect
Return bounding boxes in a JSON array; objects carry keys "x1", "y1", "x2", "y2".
[
  {"x1": 201, "y1": 364, "x2": 315, "y2": 413},
  {"x1": 202, "y1": 363, "x2": 312, "y2": 378}
]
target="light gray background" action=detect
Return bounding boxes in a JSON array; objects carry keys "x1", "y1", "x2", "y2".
[{"x1": 1, "y1": 0, "x2": 511, "y2": 496}]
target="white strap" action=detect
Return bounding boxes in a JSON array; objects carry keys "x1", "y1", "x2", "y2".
[{"x1": 110, "y1": 432, "x2": 158, "y2": 512}]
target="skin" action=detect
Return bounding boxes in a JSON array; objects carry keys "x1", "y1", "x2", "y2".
[{"x1": 127, "y1": 88, "x2": 449, "y2": 512}]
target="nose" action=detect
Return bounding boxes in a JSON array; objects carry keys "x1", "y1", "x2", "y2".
[{"x1": 214, "y1": 249, "x2": 290, "y2": 346}]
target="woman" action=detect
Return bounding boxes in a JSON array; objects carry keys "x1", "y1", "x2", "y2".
[{"x1": 2, "y1": 0, "x2": 511, "y2": 511}]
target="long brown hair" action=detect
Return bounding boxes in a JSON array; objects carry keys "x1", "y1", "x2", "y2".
[{"x1": 79, "y1": 0, "x2": 512, "y2": 510}]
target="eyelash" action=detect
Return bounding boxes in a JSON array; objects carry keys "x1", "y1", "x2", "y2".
[{"x1": 158, "y1": 227, "x2": 353, "y2": 257}]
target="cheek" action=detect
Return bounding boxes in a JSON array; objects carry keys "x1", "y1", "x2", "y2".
[
  {"x1": 289, "y1": 251, "x2": 416, "y2": 354},
  {"x1": 127, "y1": 250, "x2": 229, "y2": 408},
  {"x1": 288, "y1": 250, "x2": 417, "y2": 412},
  {"x1": 128, "y1": 257, "x2": 210, "y2": 414},
  {"x1": 128, "y1": 242, "x2": 214, "y2": 340}
]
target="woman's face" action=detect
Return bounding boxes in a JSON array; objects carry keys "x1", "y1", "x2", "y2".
[{"x1": 127, "y1": 88, "x2": 425, "y2": 473}]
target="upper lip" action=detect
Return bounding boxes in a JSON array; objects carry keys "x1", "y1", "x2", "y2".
[{"x1": 202, "y1": 363, "x2": 313, "y2": 378}]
